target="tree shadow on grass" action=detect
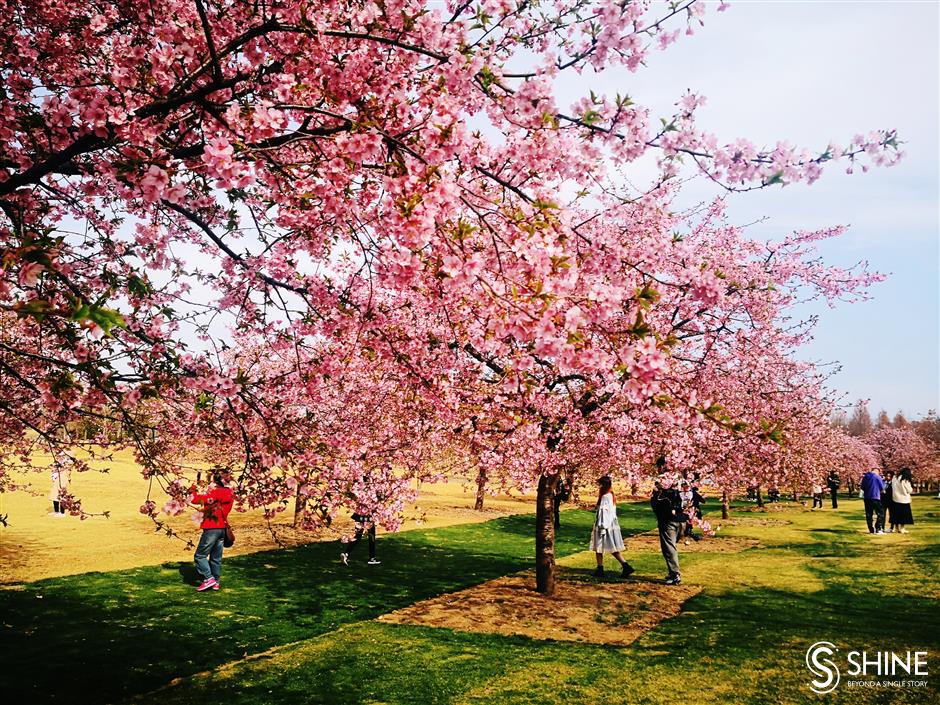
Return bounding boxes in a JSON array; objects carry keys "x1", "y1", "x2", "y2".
[
  {"x1": 0, "y1": 508, "x2": 658, "y2": 705},
  {"x1": 176, "y1": 563, "x2": 199, "y2": 586}
]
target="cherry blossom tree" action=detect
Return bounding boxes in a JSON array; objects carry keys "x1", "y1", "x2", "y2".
[
  {"x1": 864, "y1": 426, "x2": 936, "y2": 477},
  {"x1": 1, "y1": 0, "x2": 901, "y2": 593}
]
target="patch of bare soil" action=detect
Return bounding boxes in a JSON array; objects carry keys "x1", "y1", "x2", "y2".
[
  {"x1": 378, "y1": 572, "x2": 701, "y2": 646},
  {"x1": 740, "y1": 504, "x2": 798, "y2": 513},
  {"x1": 626, "y1": 533, "x2": 759, "y2": 553},
  {"x1": 724, "y1": 516, "x2": 792, "y2": 527}
]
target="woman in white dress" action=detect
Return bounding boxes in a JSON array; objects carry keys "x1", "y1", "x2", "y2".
[{"x1": 590, "y1": 476, "x2": 634, "y2": 578}]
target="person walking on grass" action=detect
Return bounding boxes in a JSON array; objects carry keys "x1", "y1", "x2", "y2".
[
  {"x1": 889, "y1": 467, "x2": 915, "y2": 533},
  {"x1": 590, "y1": 476, "x2": 634, "y2": 578},
  {"x1": 827, "y1": 470, "x2": 841, "y2": 509},
  {"x1": 190, "y1": 470, "x2": 235, "y2": 592},
  {"x1": 340, "y1": 512, "x2": 380, "y2": 566},
  {"x1": 651, "y1": 479, "x2": 683, "y2": 585},
  {"x1": 812, "y1": 482, "x2": 824, "y2": 509},
  {"x1": 860, "y1": 468, "x2": 886, "y2": 534}
]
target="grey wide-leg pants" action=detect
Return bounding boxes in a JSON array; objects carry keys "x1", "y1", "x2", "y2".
[{"x1": 658, "y1": 520, "x2": 681, "y2": 576}]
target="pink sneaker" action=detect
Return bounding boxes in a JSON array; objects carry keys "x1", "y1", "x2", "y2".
[
  {"x1": 196, "y1": 577, "x2": 218, "y2": 592},
  {"x1": 212, "y1": 582, "x2": 220, "y2": 590}
]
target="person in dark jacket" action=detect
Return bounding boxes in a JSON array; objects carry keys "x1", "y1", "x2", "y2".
[
  {"x1": 553, "y1": 472, "x2": 573, "y2": 529},
  {"x1": 826, "y1": 470, "x2": 841, "y2": 509},
  {"x1": 341, "y1": 512, "x2": 380, "y2": 565},
  {"x1": 678, "y1": 481, "x2": 705, "y2": 542},
  {"x1": 881, "y1": 470, "x2": 895, "y2": 531},
  {"x1": 860, "y1": 469, "x2": 886, "y2": 534},
  {"x1": 651, "y1": 480, "x2": 682, "y2": 585}
]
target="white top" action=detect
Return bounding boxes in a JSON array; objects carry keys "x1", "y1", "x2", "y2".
[
  {"x1": 49, "y1": 466, "x2": 71, "y2": 501},
  {"x1": 891, "y1": 477, "x2": 913, "y2": 504},
  {"x1": 594, "y1": 493, "x2": 618, "y2": 530},
  {"x1": 590, "y1": 493, "x2": 625, "y2": 553}
]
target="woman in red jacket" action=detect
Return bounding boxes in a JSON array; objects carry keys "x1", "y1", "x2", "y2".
[{"x1": 190, "y1": 471, "x2": 234, "y2": 592}]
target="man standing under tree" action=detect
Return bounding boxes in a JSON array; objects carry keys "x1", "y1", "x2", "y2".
[
  {"x1": 651, "y1": 480, "x2": 683, "y2": 585},
  {"x1": 827, "y1": 470, "x2": 841, "y2": 509}
]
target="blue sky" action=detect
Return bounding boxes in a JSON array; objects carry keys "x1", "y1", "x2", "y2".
[{"x1": 550, "y1": 0, "x2": 939, "y2": 418}]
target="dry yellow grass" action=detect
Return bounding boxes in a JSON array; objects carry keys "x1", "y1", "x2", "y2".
[{"x1": 0, "y1": 449, "x2": 535, "y2": 583}]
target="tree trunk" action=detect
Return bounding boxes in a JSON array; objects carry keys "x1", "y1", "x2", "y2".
[
  {"x1": 535, "y1": 473, "x2": 559, "y2": 595},
  {"x1": 848, "y1": 478, "x2": 856, "y2": 496},
  {"x1": 293, "y1": 486, "x2": 306, "y2": 527},
  {"x1": 792, "y1": 487, "x2": 799, "y2": 502},
  {"x1": 474, "y1": 467, "x2": 487, "y2": 511},
  {"x1": 630, "y1": 482, "x2": 638, "y2": 497},
  {"x1": 756, "y1": 486, "x2": 764, "y2": 508},
  {"x1": 721, "y1": 490, "x2": 730, "y2": 519}
]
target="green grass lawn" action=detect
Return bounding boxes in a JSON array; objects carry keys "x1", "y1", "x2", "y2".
[{"x1": 1, "y1": 496, "x2": 938, "y2": 705}]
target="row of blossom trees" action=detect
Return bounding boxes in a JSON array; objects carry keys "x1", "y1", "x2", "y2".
[{"x1": 0, "y1": 0, "x2": 907, "y2": 593}]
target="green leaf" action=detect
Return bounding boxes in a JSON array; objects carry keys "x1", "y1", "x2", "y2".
[
  {"x1": 127, "y1": 275, "x2": 151, "y2": 299},
  {"x1": 581, "y1": 108, "x2": 602, "y2": 126},
  {"x1": 14, "y1": 299, "x2": 55, "y2": 320},
  {"x1": 87, "y1": 307, "x2": 127, "y2": 336}
]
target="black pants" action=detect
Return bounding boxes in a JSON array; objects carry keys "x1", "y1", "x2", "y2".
[
  {"x1": 863, "y1": 499, "x2": 884, "y2": 533},
  {"x1": 52, "y1": 501, "x2": 63, "y2": 514},
  {"x1": 830, "y1": 491, "x2": 838, "y2": 509},
  {"x1": 812, "y1": 495, "x2": 823, "y2": 508},
  {"x1": 347, "y1": 522, "x2": 376, "y2": 559}
]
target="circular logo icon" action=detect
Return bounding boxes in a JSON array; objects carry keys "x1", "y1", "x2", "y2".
[{"x1": 806, "y1": 641, "x2": 840, "y2": 694}]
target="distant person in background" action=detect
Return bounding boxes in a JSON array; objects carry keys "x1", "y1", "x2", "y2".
[
  {"x1": 860, "y1": 468, "x2": 886, "y2": 534},
  {"x1": 590, "y1": 476, "x2": 634, "y2": 578},
  {"x1": 827, "y1": 470, "x2": 841, "y2": 509},
  {"x1": 678, "y1": 481, "x2": 704, "y2": 543},
  {"x1": 553, "y1": 472, "x2": 573, "y2": 529},
  {"x1": 889, "y1": 467, "x2": 915, "y2": 533},
  {"x1": 881, "y1": 471, "x2": 895, "y2": 530},
  {"x1": 767, "y1": 487, "x2": 781, "y2": 503},
  {"x1": 812, "y1": 483, "x2": 824, "y2": 509},
  {"x1": 340, "y1": 512, "x2": 380, "y2": 566},
  {"x1": 48, "y1": 455, "x2": 72, "y2": 516},
  {"x1": 651, "y1": 480, "x2": 683, "y2": 585},
  {"x1": 688, "y1": 480, "x2": 705, "y2": 542},
  {"x1": 190, "y1": 471, "x2": 235, "y2": 591}
]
